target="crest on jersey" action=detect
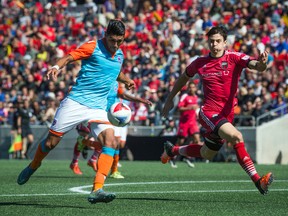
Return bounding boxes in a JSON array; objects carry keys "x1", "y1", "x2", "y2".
[
  {"x1": 117, "y1": 56, "x2": 122, "y2": 64},
  {"x1": 221, "y1": 61, "x2": 228, "y2": 69},
  {"x1": 221, "y1": 61, "x2": 229, "y2": 75}
]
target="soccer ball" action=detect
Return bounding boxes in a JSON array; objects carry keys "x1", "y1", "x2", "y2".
[{"x1": 108, "y1": 102, "x2": 132, "y2": 127}]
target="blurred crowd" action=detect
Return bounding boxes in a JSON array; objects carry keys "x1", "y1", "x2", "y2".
[{"x1": 0, "y1": 0, "x2": 288, "y2": 129}]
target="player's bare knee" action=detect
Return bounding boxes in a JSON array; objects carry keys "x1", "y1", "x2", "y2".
[
  {"x1": 230, "y1": 131, "x2": 243, "y2": 144},
  {"x1": 103, "y1": 137, "x2": 117, "y2": 149},
  {"x1": 45, "y1": 141, "x2": 56, "y2": 150},
  {"x1": 46, "y1": 135, "x2": 61, "y2": 150}
]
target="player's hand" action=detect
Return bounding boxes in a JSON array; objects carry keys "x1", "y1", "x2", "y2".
[
  {"x1": 144, "y1": 99, "x2": 153, "y2": 106},
  {"x1": 258, "y1": 50, "x2": 268, "y2": 64},
  {"x1": 125, "y1": 79, "x2": 135, "y2": 90},
  {"x1": 161, "y1": 100, "x2": 174, "y2": 118},
  {"x1": 46, "y1": 67, "x2": 61, "y2": 81}
]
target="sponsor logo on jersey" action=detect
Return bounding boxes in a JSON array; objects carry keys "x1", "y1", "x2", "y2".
[
  {"x1": 241, "y1": 55, "x2": 249, "y2": 60},
  {"x1": 202, "y1": 72, "x2": 222, "y2": 77}
]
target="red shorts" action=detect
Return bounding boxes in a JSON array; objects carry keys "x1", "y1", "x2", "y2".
[
  {"x1": 177, "y1": 122, "x2": 199, "y2": 137},
  {"x1": 198, "y1": 107, "x2": 234, "y2": 139}
]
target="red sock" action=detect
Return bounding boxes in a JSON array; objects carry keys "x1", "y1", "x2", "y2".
[
  {"x1": 234, "y1": 142, "x2": 260, "y2": 182},
  {"x1": 172, "y1": 144, "x2": 202, "y2": 158},
  {"x1": 90, "y1": 149, "x2": 101, "y2": 161},
  {"x1": 72, "y1": 142, "x2": 80, "y2": 164}
]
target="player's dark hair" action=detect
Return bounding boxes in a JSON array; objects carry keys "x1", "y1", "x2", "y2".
[
  {"x1": 206, "y1": 26, "x2": 228, "y2": 41},
  {"x1": 106, "y1": 19, "x2": 126, "y2": 36}
]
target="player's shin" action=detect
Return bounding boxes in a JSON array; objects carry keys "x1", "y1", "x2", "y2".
[
  {"x1": 234, "y1": 142, "x2": 260, "y2": 182},
  {"x1": 178, "y1": 144, "x2": 202, "y2": 158},
  {"x1": 111, "y1": 150, "x2": 120, "y2": 173},
  {"x1": 92, "y1": 147, "x2": 115, "y2": 191},
  {"x1": 30, "y1": 139, "x2": 50, "y2": 169}
]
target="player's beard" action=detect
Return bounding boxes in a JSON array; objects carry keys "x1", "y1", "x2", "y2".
[{"x1": 109, "y1": 46, "x2": 117, "y2": 53}]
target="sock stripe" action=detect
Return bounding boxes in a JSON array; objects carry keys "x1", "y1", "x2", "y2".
[{"x1": 102, "y1": 147, "x2": 116, "y2": 157}]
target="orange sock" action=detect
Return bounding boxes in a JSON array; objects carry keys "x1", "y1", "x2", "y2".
[
  {"x1": 93, "y1": 151, "x2": 114, "y2": 191},
  {"x1": 111, "y1": 154, "x2": 119, "y2": 174},
  {"x1": 30, "y1": 142, "x2": 49, "y2": 169}
]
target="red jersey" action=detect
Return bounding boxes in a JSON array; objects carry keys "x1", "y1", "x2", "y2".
[
  {"x1": 178, "y1": 93, "x2": 198, "y2": 124},
  {"x1": 186, "y1": 51, "x2": 252, "y2": 115}
]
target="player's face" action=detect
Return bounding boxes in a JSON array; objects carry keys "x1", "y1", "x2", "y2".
[
  {"x1": 208, "y1": 33, "x2": 226, "y2": 58},
  {"x1": 105, "y1": 34, "x2": 125, "y2": 54},
  {"x1": 188, "y1": 83, "x2": 196, "y2": 94}
]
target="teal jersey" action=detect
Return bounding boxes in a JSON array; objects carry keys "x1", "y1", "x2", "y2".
[{"x1": 68, "y1": 39, "x2": 124, "y2": 110}]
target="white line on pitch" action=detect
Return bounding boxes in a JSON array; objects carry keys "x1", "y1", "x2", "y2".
[
  {"x1": 0, "y1": 180, "x2": 287, "y2": 197},
  {"x1": 69, "y1": 179, "x2": 288, "y2": 194},
  {"x1": 1, "y1": 189, "x2": 288, "y2": 197}
]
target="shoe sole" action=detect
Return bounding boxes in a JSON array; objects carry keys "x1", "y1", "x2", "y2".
[
  {"x1": 88, "y1": 194, "x2": 116, "y2": 204},
  {"x1": 17, "y1": 166, "x2": 37, "y2": 185},
  {"x1": 266, "y1": 173, "x2": 274, "y2": 187},
  {"x1": 160, "y1": 156, "x2": 169, "y2": 164},
  {"x1": 160, "y1": 151, "x2": 170, "y2": 164},
  {"x1": 259, "y1": 173, "x2": 274, "y2": 195},
  {"x1": 70, "y1": 165, "x2": 83, "y2": 175},
  {"x1": 17, "y1": 170, "x2": 29, "y2": 185},
  {"x1": 87, "y1": 164, "x2": 97, "y2": 172},
  {"x1": 110, "y1": 176, "x2": 125, "y2": 179}
]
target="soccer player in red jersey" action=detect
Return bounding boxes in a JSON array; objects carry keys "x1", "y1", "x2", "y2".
[
  {"x1": 161, "y1": 26, "x2": 273, "y2": 195},
  {"x1": 168, "y1": 81, "x2": 201, "y2": 168}
]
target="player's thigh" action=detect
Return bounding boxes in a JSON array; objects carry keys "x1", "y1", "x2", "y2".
[
  {"x1": 90, "y1": 123, "x2": 115, "y2": 147},
  {"x1": 218, "y1": 122, "x2": 243, "y2": 143},
  {"x1": 114, "y1": 126, "x2": 121, "y2": 138}
]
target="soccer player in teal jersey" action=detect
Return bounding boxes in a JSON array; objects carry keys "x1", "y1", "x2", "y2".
[
  {"x1": 70, "y1": 81, "x2": 152, "y2": 178},
  {"x1": 17, "y1": 20, "x2": 135, "y2": 204}
]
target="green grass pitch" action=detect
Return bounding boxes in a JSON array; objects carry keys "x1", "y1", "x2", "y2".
[{"x1": 0, "y1": 160, "x2": 288, "y2": 216}]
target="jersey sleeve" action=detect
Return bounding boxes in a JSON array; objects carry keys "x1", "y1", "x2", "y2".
[
  {"x1": 185, "y1": 58, "x2": 199, "y2": 77},
  {"x1": 231, "y1": 52, "x2": 253, "y2": 68},
  {"x1": 117, "y1": 85, "x2": 124, "y2": 95},
  {"x1": 69, "y1": 40, "x2": 97, "y2": 60}
]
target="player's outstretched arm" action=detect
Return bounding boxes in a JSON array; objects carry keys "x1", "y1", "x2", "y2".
[
  {"x1": 46, "y1": 54, "x2": 74, "y2": 81},
  {"x1": 162, "y1": 72, "x2": 190, "y2": 118},
  {"x1": 117, "y1": 72, "x2": 135, "y2": 90},
  {"x1": 120, "y1": 92, "x2": 153, "y2": 106},
  {"x1": 248, "y1": 50, "x2": 268, "y2": 72}
]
